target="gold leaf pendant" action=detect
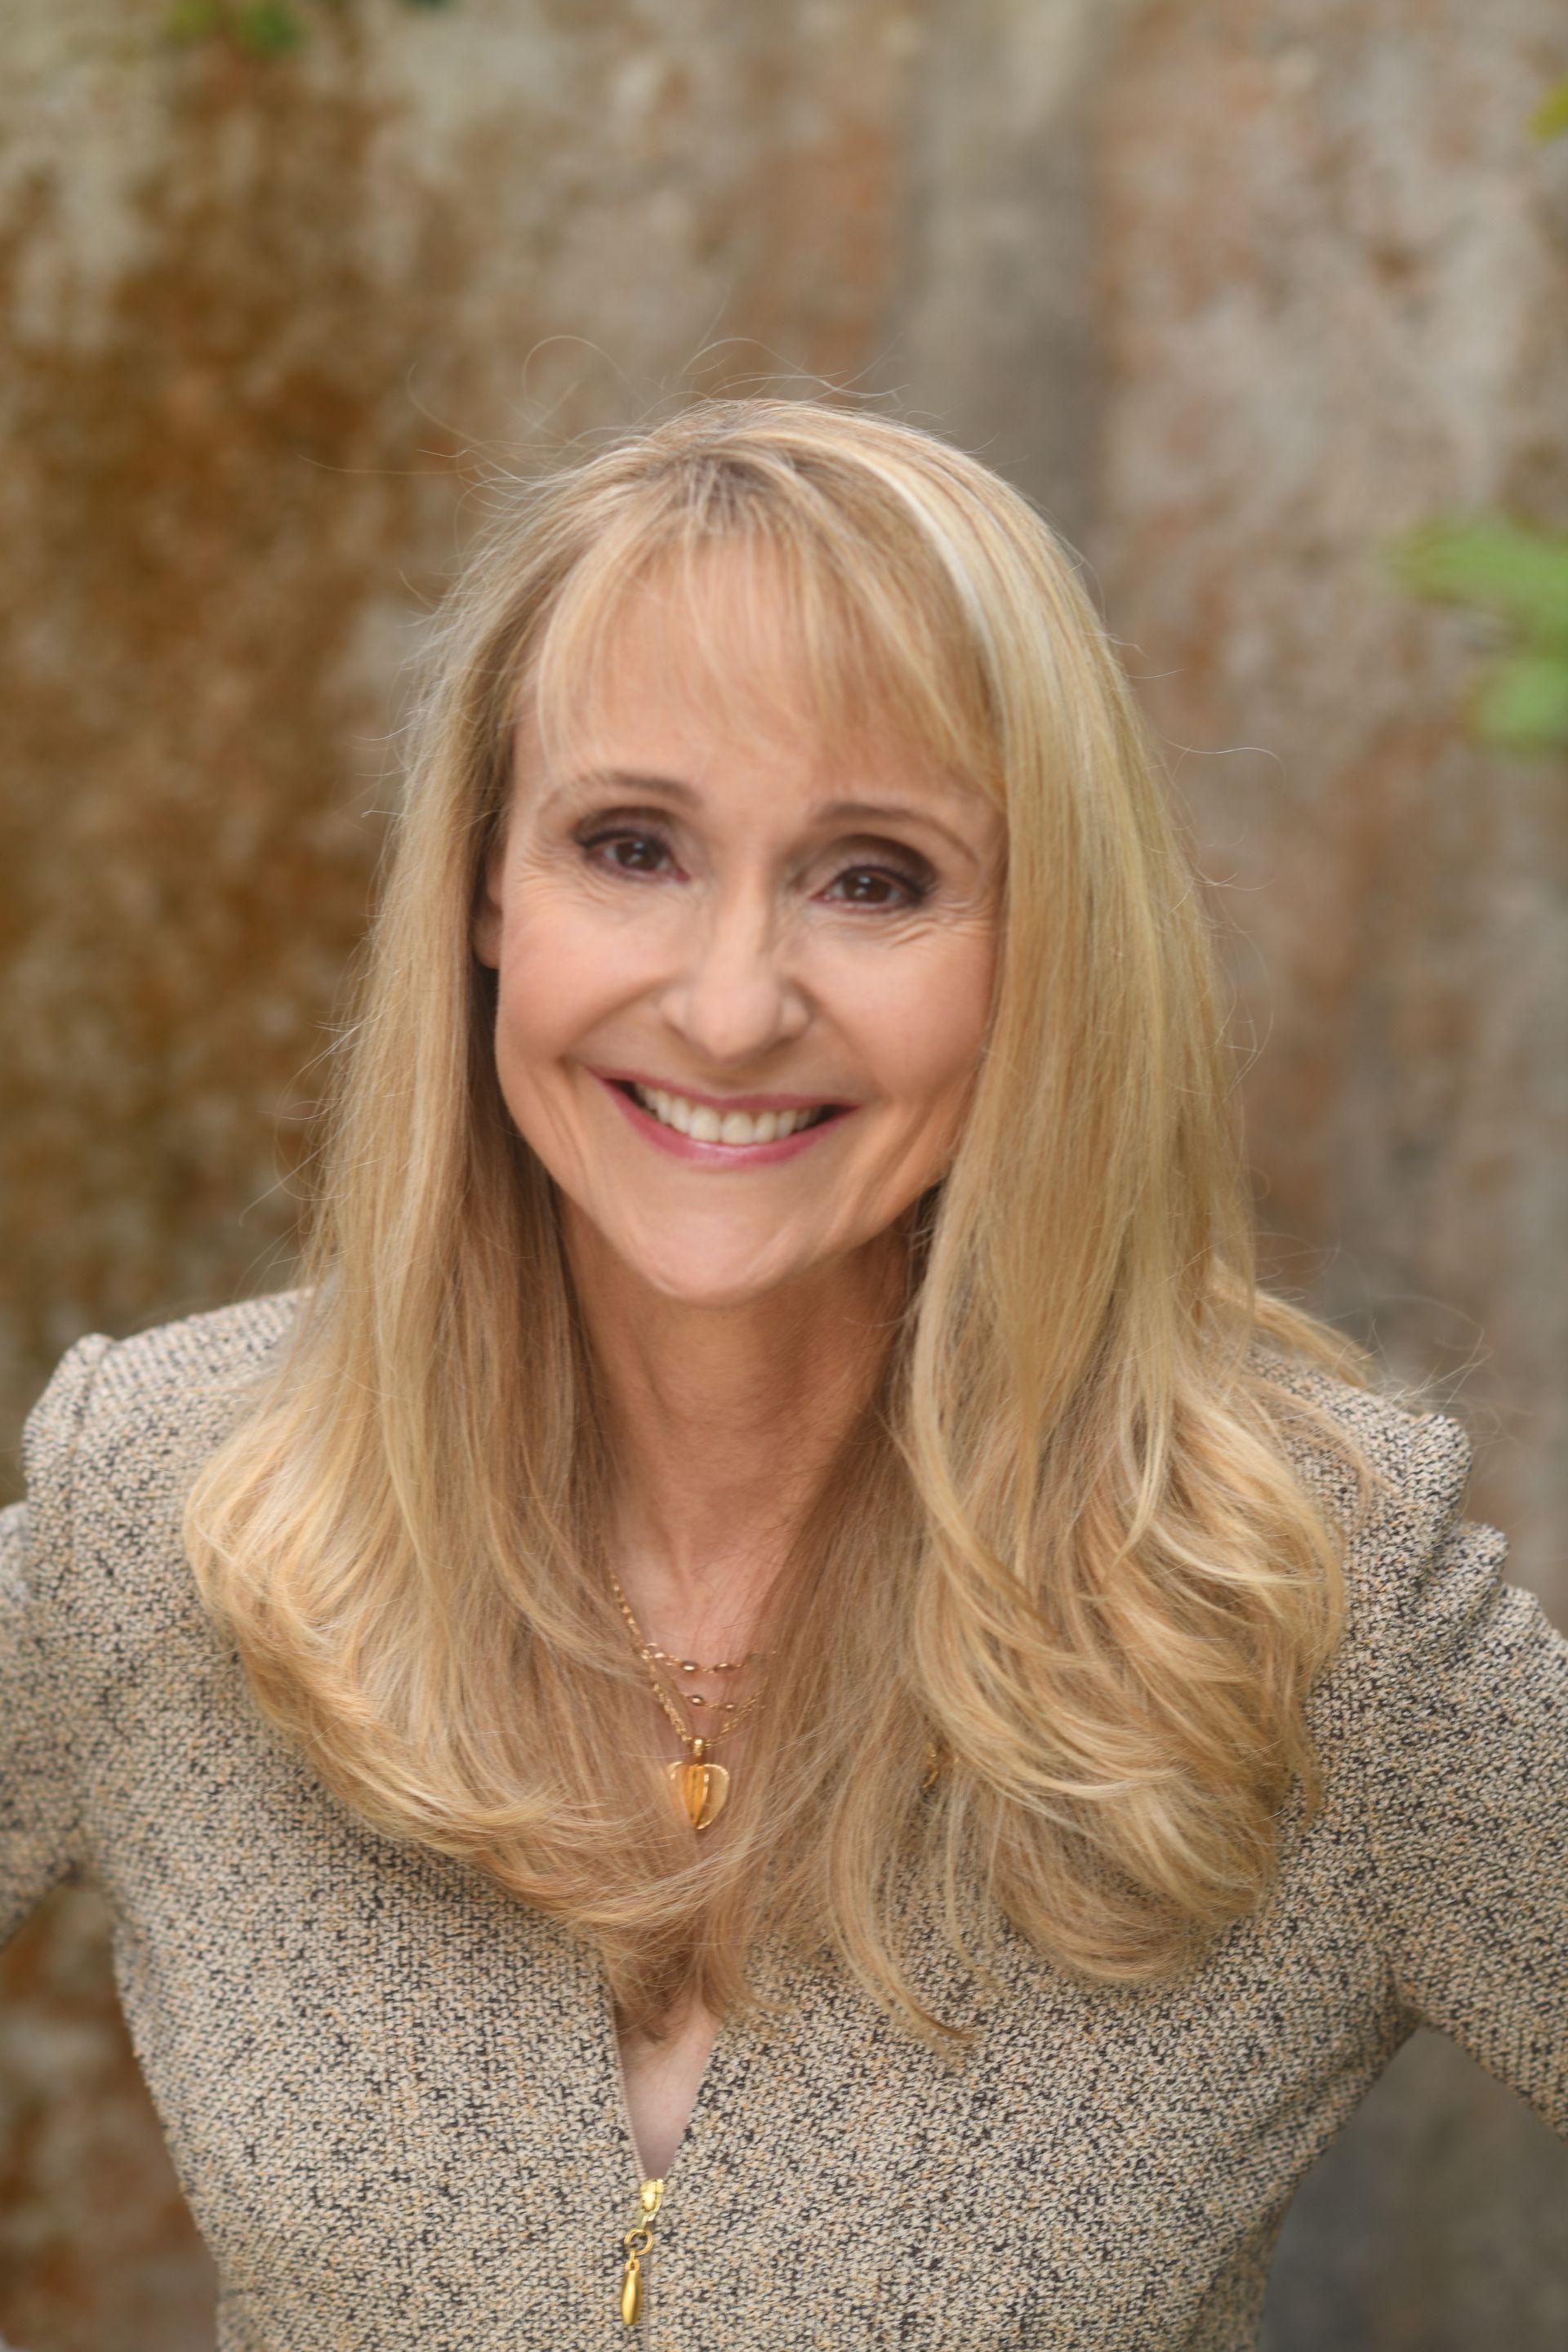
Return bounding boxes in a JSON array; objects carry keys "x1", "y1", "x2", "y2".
[{"x1": 668, "y1": 1744, "x2": 729, "y2": 1830}]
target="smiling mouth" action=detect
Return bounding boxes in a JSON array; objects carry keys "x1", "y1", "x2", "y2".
[{"x1": 615, "y1": 1080, "x2": 844, "y2": 1147}]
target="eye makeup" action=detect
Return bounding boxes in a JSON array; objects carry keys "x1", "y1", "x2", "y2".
[{"x1": 572, "y1": 811, "x2": 938, "y2": 912}]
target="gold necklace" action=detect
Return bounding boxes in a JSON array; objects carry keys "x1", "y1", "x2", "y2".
[{"x1": 608, "y1": 1571, "x2": 765, "y2": 1831}]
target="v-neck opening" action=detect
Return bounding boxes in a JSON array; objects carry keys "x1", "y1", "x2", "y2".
[{"x1": 602, "y1": 1971, "x2": 730, "y2": 2196}]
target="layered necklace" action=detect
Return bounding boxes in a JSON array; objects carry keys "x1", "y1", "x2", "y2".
[{"x1": 608, "y1": 1571, "x2": 766, "y2": 1831}]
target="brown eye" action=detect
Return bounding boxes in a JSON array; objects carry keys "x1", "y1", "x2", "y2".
[
  {"x1": 824, "y1": 864, "x2": 929, "y2": 909},
  {"x1": 581, "y1": 829, "x2": 671, "y2": 875}
]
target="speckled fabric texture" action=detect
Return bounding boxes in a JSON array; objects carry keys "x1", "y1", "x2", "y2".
[{"x1": 2, "y1": 1295, "x2": 1565, "y2": 2350}]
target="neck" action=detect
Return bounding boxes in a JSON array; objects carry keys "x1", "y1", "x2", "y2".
[{"x1": 564, "y1": 1205, "x2": 903, "y2": 1654}]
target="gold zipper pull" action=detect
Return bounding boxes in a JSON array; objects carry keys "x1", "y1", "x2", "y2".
[{"x1": 619, "y1": 2176, "x2": 664, "y2": 2326}]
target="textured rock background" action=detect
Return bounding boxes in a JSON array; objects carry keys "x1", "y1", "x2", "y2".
[
  {"x1": 1098, "y1": 0, "x2": 1568, "y2": 1606},
  {"x1": 1, "y1": 2, "x2": 1564, "y2": 2345}
]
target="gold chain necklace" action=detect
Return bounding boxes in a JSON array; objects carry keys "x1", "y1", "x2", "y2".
[{"x1": 608, "y1": 1571, "x2": 765, "y2": 1832}]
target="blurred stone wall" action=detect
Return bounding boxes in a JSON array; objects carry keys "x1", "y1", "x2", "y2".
[
  {"x1": 1098, "y1": 0, "x2": 1568, "y2": 1608},
  {"x1": 1, "y1": 2, "x2": 1564, "y2": 2346}
]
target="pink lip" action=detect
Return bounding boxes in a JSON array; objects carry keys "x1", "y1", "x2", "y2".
[
  {"x1": 590, "y1": 1067, "x2": 846, "y2": 1115},
  {"x1": 594, "y1": 1073, "x2": 855, "y2": 1167}
]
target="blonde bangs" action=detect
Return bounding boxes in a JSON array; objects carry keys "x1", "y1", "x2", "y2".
[{"x1": 523, "y1": 443, "x2": 1004, "y2": 809}]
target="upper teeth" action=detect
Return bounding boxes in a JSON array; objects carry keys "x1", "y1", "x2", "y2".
[{"x1": 631, "y1": 1084, "x2": 826, "y2": 1145}]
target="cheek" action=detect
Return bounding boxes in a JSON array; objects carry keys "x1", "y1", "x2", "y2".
[
  {"x1": 492, "y1": 891, "x2": 645, "y2": 1061},
  {"x1": 861, "y1": 934, "x2": 996, "y2": 1114}
]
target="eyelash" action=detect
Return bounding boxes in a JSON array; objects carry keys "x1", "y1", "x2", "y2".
[{"x1": 574, "y1": 826, "x2": 934, "y2": 911}]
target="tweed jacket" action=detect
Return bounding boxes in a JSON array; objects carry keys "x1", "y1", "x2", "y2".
[{"x1": 2, "y1": 1294, "x2": 1566, "y2": 2352}]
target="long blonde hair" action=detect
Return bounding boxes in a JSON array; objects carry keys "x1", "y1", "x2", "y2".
[{"x1": 187, "y1": 399, "x2": 1367, "y2": 2036}]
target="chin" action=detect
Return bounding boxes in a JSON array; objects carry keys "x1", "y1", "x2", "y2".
[
  {"x1": 626, "y1": 1254, "x2": 799, "y2": 1312},
  {"x1": 608, "y1": 1218, "x2": 822, "y2": 1311}
]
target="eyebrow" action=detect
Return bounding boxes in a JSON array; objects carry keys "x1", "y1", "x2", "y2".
[{"x1": 547, "y1": 768, "x2": 992, "y2": 865}]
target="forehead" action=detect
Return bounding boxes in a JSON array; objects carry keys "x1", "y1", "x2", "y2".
[{"x1": 522, "y1": 547, "x2": 1004, "y2": 844}]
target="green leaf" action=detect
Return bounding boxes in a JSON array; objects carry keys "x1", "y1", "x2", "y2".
[
  {"x1": 234, "y1": 0, "x2": 304, "y2": 53},
  {"x1": 399, "y1": 0, "x2": 455, "y2": 10},
  {"x1": 1472, "y1": 650, "x2": 1568, "y2": 751},
  {"x1": 1395, "y1": 519, "x2": 1568, "y2": 645},
  {"x1": 1527, "y1": 76, "x2": 1568, "y2": 141},
  {"x1": 163, "y1": 0, "x2": 223, "y2": 40}
]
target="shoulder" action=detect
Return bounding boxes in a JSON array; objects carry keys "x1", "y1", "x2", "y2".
[
  {"x1": 25, "y1": 1290, "x2": 303, "y2": 1453},
  {"x1": 1249, "y1": 1337, "x2": 1477, "y2": 1581},
  {"x1": 1248, "y1": 1343, "x2": 1521, "y2": 1750},
  {"x1": 22, "y1": 1291, "x2": 305, "y2": 1610}
]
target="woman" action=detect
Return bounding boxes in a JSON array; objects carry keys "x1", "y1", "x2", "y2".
[{"x1": 3, "y1": 399, "x2": 1564, "y2": 2350}]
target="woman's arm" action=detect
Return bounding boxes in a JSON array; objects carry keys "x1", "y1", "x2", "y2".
[
  {"x1": 1, "y1": 1334, "x2": 112, "y2": 1949},
  {"x1": 0, "y1": 1499, "x2": 84, "y2": 1944},
  {"x1": 1356, "y1": 1415, "x2": 1568, "y2": 2130}
]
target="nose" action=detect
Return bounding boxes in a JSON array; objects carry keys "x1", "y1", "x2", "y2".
[{"x1": 657, "y1": 880, "x2": 811, "y2": 1067}]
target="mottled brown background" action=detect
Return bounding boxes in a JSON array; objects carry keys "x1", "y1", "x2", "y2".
[{"x1": 2, "y1": 2, "x2": 1566, "y2": 2345}]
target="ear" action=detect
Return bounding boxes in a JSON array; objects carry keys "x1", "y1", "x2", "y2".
[{"x1": 471, "y1": 835, "x2": 505, "y2": 969}]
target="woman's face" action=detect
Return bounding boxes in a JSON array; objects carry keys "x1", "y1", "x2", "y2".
[{"x1": 474, "y1": 561, "x2": 1004, "y2": 1312}]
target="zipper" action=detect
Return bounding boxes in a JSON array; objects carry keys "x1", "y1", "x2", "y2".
[
  {"x1": 607, "y1": 2008, "x2": 661, "y2": 2344},
  {"x1": 619, "y1": 2174, "x2": 664, "y2": 2332}
]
